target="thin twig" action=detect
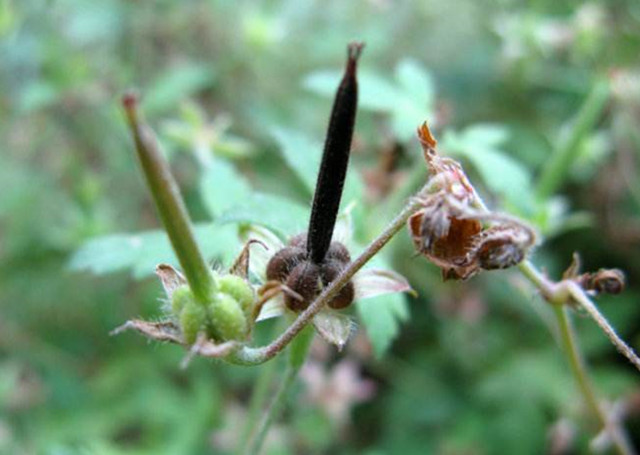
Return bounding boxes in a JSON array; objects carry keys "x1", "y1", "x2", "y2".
[
  {"x1": 553, "y1": 305, "x2": 635, "y2": 455},
  {"x1": 566, "y1": 282, "x2": 640, "y2": 372},
  {"x1": 518, "y1": 260, "x2": 637, "y2": 455}
]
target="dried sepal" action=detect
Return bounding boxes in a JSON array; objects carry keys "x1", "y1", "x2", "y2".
[
  {"x1": 312, "y1": 311, "x2": 355, "y2": 351},
  {"x1": 353, "y1": 269, "x2": 416, "y2": 300},
  {"x1": 229, "y1": 239, "x2": 268, "y2": 279},
  {"x1": 181, "y1": 334, "x2": 240, "y2": 368},
  {"x1": 156, "y1": 264, "x2": 187, "y2": 298},
  {"x1": 111, "y1": 319, "x2": 184, "y2": 344}
]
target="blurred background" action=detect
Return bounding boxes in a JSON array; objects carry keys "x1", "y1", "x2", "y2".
[{"x1": 2, "y1": 0, "x2": 640, "y2": 453}]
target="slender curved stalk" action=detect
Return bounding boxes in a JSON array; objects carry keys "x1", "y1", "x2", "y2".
[
  {"x1": 236, "y1": 345, "x2": 279, "y2": 454},
  {"x1": 553, "y1": 305, "x2": 634, "y2": 455},
  {"x1": 244, "y1": 325, "x2": 315, "y2": 455},
  {"x1": 227, "y1": 194, "x2": 424, "y2": 366},
  {"x1": 518, "y1": 260, "x2": 636, "y2": 455}
]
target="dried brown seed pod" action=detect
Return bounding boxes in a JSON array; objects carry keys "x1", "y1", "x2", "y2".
[
  {"x1": 474, "y1": 225, "x2": 532, "y2": 270},
  {"x1": 284, "y1": 262, "x2": 322, "y2": 311},
  {"x1": 320, "y1": 259, "x2": 355, "y2": 309},
  {"x1": 576, "y1": 268, "x2": 626, "y2": 295},
  {"x1": 265, "y1": 246, "x2": 306, "y2": 282},
  {"x1": 327, "y1": 241, "x2": 351, "y2": 263}
]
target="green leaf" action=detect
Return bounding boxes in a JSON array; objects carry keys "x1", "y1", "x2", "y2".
[
  {"x1": 443, "y1": 126, "x2": 535, "y2": 214},
  {"x1": 270, "y1": 127, "x2": 364, "y2": 207},
  {"x1": 395, "y1": 58, "x2": 435, "y2": 106},
  {"x1": 69, "y1": 224, "x2": 238, "y2": 278},
  {"x1": 142, "y1": 64, "x2": 215, "y2": 115},
  {"x1": 216, "y1": 193, "x2": 309, "y2": 238},
  {"x1": 303, "y1": 60, "x2": 436, "y2": 142},
  {"x1": 271, "y1": 127, "x2": 320, "y2": 195},
  {"x1": 200, "y1": 159, "x2": 252, "y2": 218},
  {"x1": 356, "y1": 292, "x2": 409, "y2": 359}
]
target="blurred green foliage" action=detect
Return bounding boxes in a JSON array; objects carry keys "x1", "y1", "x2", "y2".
[{"x1": 2, "y1": 0, "x2": 640, "y2": 453}]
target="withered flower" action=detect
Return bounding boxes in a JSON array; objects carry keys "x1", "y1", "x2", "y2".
[{"x1": 409, "y1": 122, "x2": 536, "y2": 280}]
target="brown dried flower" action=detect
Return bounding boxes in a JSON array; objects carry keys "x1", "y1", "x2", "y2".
[{"x1": 409, "y1": 122, "x2": 536, "y2": 280}]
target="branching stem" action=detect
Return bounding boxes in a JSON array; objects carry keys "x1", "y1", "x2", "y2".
[{"x1": 518, "y1": 260, "x2": 638, "y2": 454}]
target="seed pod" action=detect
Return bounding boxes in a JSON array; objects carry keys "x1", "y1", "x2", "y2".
[
  {"x1": 320, "y1": 259, "x2": 355, "y2": 309},
  {"x1": 180, "y1": 300, "x2": 206, "y2": 345},
  {"x1": 265, "y1": 246, "x2": 306, "y2": 282},
  {"x1": 171, "y1": 285, "x2": 194, "y2": 315},
  {"x1": 327, "y1": 241, "x2": 351, "y2": 263},
  {"x1": 218, "y1": 274, "x2": 255, "y2": 315},
  {"x1": 285, "y1": 262, "x2": 322, "y2": 311},
  {"x1": 592, "y1": 269, "x2": 625, "y2": 295},
  {"x1": 208, "y1": 293, "x2": 249, "y2": 341},
  {"x1": 576, "y1": 268, "x2": 626, "y2": 295},
  {"x1": 306, "y1": 43, "x2": 363, "y2": 265}
]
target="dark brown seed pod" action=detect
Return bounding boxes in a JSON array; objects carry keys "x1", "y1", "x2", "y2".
[
  {"x1": 592, "y1": 270, "x2": 625, "y2": 295},
  {"x1": 288, "y1": 233, "x2": 307, "y2": 249},
  {"x1": 577, "y1": 268, "x2": 626, "y2": 295},
  {"x1": 265, "y1": 246, "x2": 306, "y2": 282},
  {"x1": 284, "y1": 262, "x2": 322, "y2": 311},
  {"x1": 320, "y1": 259, "x2": 355, "y2": 309},
  {"x1": 327, "y1": 241, "x2": 351, "y2": 263},
  {"x1": 306, "y1": 42, "x2": 363, "y2": 265}
]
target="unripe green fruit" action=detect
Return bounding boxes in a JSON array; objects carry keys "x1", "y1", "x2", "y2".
[
  {"x1": 180, "y1": 300, "x2": 206, "y2": 345},
  {"x1": 208, "y1": 293, "x2": 248, "y2": 341},
  {"x1": 218, "y1": 275, "x2": 255, "y2": 315},
  {"x1": 171, "y1": 285, "x2": 193, "y2": 315}
]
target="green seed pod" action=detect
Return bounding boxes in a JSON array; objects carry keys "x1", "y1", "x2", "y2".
[
  {"x1": 180, "y1": 300, "x2": 206, "y2": 345},
  {"x1": 171, "y1": 285, "x2": 194, "y2": 315},
  {"x1": 218, "y1": 274, "x2": 255, "y2": 315},
  {"x1": 208, "y1": 293, "x2": 248, "y2": 341}
]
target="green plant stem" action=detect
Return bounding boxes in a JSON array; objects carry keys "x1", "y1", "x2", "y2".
[
  {"x1": 227, "y1": 193, "x2": 424, "y2": 366},
  {"x1": 122, "y1": 94, "x2": 216, "y2": 304},
  {"x1": 244, "y1": 325, "x2": 314, "y2": 455},
  {"x1": 535, "y1": 78, "x2": 610, "y2": 200},
  {"x1": 518, "y1": 260, "x2": 635, "y2": 455},
  {"x1": 553, "y1": 305, "x2": 634, "y2": 455}
]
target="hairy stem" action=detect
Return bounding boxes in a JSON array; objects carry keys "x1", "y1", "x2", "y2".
[
  {"x1": 228, "y1": 193, "x2": 424, "y2": 366},
  {"x1": 553, "y1": 305, "x2": 634, "y2": 455},
  {"x1": 122, "y1": 93, "x2": 216, "y2": 304},
  {"x1": 244, "y1": 325, "x2": 314, "y2": 455},
  {"x1": 518, "y1": 260, "x2": 636, "y2": 454}
]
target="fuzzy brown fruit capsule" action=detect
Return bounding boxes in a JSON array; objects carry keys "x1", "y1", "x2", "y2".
[
  {"x1": 266, "y1": 246, "x2": 306, "y2": 282},
  {"x1": 321, "y1": 259, "x2": 355, "y2": 309},
  {"x1": 285, "y1": 262, "x2": 322, "y2": 311}
]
